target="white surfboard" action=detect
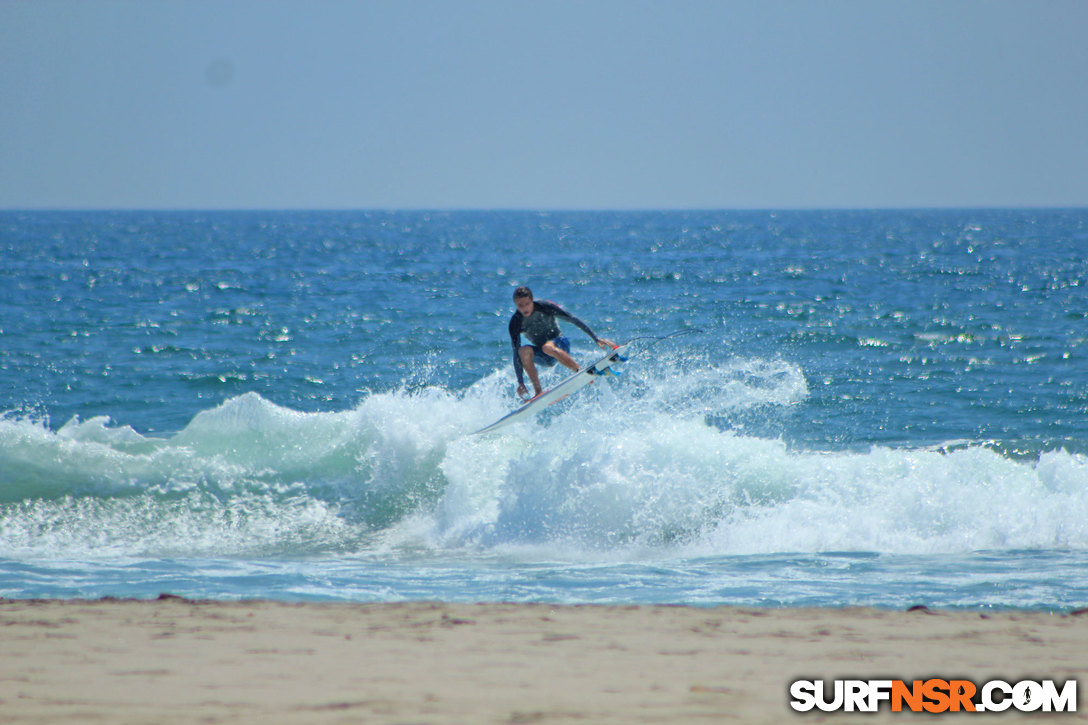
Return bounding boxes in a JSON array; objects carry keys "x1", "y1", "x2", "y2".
[{"x1": 474, "y1": 344, "x2": 630, "y2": 435}]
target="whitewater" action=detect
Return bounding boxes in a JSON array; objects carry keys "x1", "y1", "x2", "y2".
[{"x1": 2, "y1": 210, "x2": 1086, "y2": 608}]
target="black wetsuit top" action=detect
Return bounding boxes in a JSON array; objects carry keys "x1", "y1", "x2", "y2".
[{"x1": 508, "y1": 299, "x2": 600, "y2": 387}]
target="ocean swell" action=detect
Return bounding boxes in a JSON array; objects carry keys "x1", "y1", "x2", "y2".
[{"x1": 2, "y1": 357, "x2": 1086, "y2": 560}]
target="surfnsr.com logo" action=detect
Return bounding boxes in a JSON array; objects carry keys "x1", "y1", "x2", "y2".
[{"x1": 790, "y1": 678, "x2": 1078, "y2": 713}]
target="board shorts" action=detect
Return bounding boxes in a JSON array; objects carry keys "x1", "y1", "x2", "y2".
[{"x1": 530, "y1": 335, "x2": 570, "y2": 367}]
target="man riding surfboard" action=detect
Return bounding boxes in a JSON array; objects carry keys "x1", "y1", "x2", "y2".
[{"x1": 508, "y1": 286, "x2": 615, "y2": 399}]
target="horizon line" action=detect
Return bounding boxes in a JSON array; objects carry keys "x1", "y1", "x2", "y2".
[{"x1": 3, "y1": 204, "x2": 1087, "y2": 214}]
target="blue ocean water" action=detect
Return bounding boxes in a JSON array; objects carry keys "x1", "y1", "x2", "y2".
[{"x1": 2, "y1": 209, "x2": 1086, "y2": 610}]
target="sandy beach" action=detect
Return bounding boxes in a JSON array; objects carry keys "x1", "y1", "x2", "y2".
[{"x1": 0, "y1": 598, "x2": 1084, "y2": 724}]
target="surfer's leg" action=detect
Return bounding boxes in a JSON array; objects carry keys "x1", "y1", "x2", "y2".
[
  {"x1": 541, "y1": 339, "x2": 580, "y2": 373},
  {"x1": 519, "y1": 345, "x2": 544, "y2": 395}
]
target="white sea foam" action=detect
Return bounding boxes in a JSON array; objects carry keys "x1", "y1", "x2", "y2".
[{"x1": 2, "y1": 357, "x2": 1086, "y2": 560}]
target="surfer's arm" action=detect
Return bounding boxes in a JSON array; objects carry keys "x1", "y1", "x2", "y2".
[
  {"x1": 511, "y1": 344, "x2": 526, "y2": 387},
  {"x1": 548, "y1": 302, "x2": 614, "y2": 349},
  {"x1": 509, "y1": 315, "x2": 527, "y2": 388}
]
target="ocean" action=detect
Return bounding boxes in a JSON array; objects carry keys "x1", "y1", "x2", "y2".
[{"x1": 2, "y1": 209, "x2": 1086, "y2": 610}]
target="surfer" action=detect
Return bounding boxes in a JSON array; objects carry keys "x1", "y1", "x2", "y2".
[{"x1": 509, "y1": 286, "x2": 615, "y2": 399}]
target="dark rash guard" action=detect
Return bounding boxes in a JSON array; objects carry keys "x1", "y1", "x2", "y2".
[{"x1": 509, "y1": 299, "x2": 600, "y2": 387}]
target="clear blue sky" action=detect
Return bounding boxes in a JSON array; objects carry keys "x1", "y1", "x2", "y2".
[{"x1": 2, "y1": 0, "x2": 1086, "y2": 209}]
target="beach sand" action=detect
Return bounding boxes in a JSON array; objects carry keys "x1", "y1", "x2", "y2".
[{"x1": 1, "y1": 598, "x2": 1085, "y2": 723}]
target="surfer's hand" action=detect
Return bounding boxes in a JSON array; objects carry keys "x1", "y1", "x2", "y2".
[
  {"x1": 597, "y1": 338, "x2": 616, "y2": 350},
  {"x1": 517, "y1": 384, "x2": 529, "y2": 399}
]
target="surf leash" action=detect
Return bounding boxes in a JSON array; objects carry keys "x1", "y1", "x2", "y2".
[{"x1": 620, "y1": 328, "x2": 704, "y2": 350}]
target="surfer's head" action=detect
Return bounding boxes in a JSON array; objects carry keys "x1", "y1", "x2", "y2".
[{"x1": 514, "y1": 286, "x2": 534, "y2": 316}]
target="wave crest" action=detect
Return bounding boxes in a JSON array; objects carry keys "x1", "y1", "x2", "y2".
[{"x1": 2, "y1": 357, "x2": 1086, "y2": 559}]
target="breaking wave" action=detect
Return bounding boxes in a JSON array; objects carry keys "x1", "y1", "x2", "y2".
[{"x1": 2, "y1": 356, "x2": 1086, "y2": 560}]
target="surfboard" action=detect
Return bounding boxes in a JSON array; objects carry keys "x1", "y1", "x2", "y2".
[{"x1": 474, "y1": 344, "x2": 630, "y2": 435}]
